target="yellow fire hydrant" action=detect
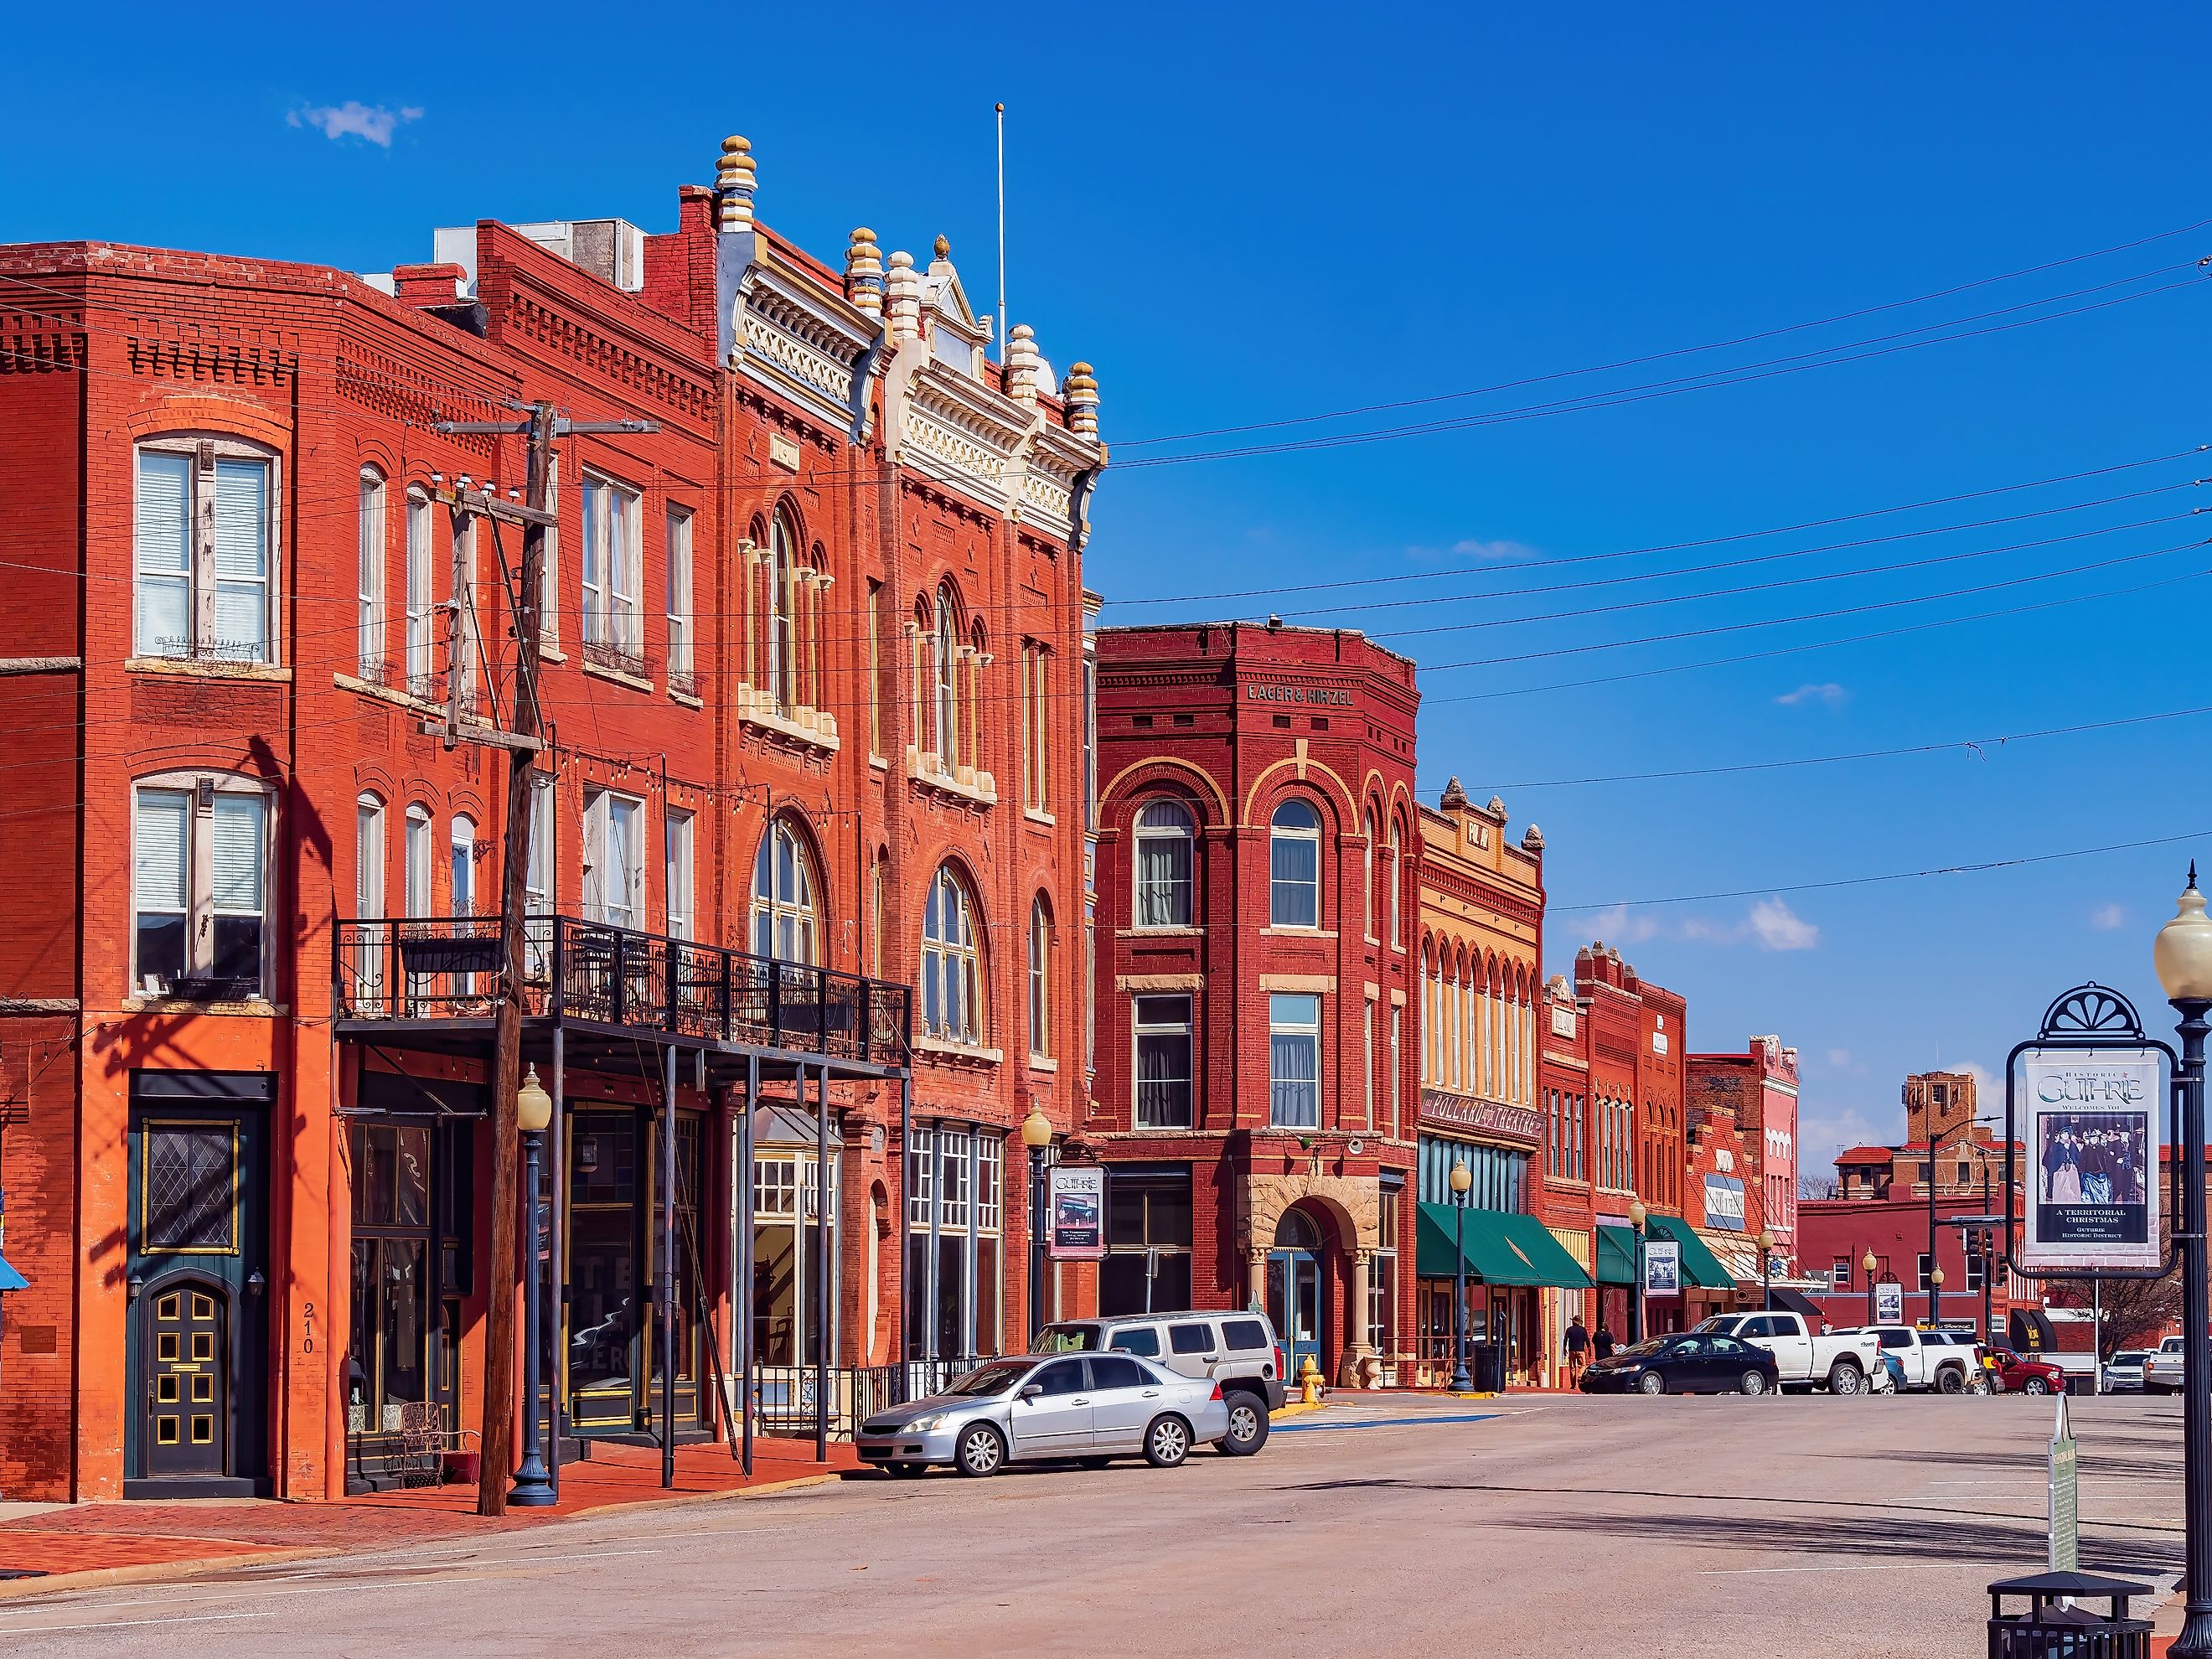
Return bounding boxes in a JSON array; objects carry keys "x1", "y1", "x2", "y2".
[{"x1": 1298, "y1": 1353, "x2": 1325, "y2": 1405}]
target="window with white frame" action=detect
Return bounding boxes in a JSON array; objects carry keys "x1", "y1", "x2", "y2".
[
  {"x1": 1134, "y1": 995, "x2": 1192, "y2": 1128},
  {"x1": 933, "y1": 584, "x2": 959, "y2": 762},
  {"x1": 133, "y1": 441, "x2": 276, "y2": 664},
  {"x1": 1269, "y1": 799, "x2": 1321, "y2": 928},
  {"x1": 664, "y1": 809, "x2": 695, "y2": 940},
  {"x1": 404, "y1": 806, "x2": 433, "y2": 914},
  {"x1": 666, "y1": 507, "x2": 695, "y2": 692},
  {"x1": 1269, "y1": 993, "x2": 1321, "y2": 1128},
  {"x1": 1028, "y1": 897, "x2": 1052, "y2": 1059},
  {"x1": 452, "y1": 515, "x2": 479, "y2": 715},
  {"x1": 1387, "y1": 820, "x2": 1403, "y2": 947},
  {"x1": 1364, "y1": 1000, "x2": 1376, "y2": 1129},
  {"x1": 768, "y1": 509, "x2": 799, "y2": 713},
  {"x1": 921, "y1": 864, "x2": 984, "y2": 1045},
  {"x1": 905, "y1": 1123, "x2": 1005, "y2": 1361},
  {"x1": 580, "y1": 476, "x2": 643, "y2": 665},
  {"x1": 1362, "y1": 809, "x2": 1377, "y2": 941},
  {"x1": 1021, "y1": 641, "x2": 1050, "y2": 812},
  {"x1": 358, "y1": 468, "x2": 386, "y2": 678},
  {"x1": 355, "y1": 793, "x2": 385, "y2": 1002},
  {"x1": 1916, "y1": 1253, "x2": 1935, "y2": 1292},
  {"x1": 525, "y1": 773, "x2": 554, "y2": 974},
  {"x1": 405, "y1": 490, "x2": 435, "y2": 697},
  {"x1": 866, "y1": 579, "x2": 884, "y2": 757},
  {"x1": 751, "y1": 818, "x2": 818, "y2": 964},
  {"x1": 132, "y1": 775, "x2": 271, "y2": 997},
  {"x1": 449, "y1": 814, "x2": 476, "y2": 915},
  {"x1": 540, "y1": 457, "x2": 560, "y2": 647},
  {"x1": 582, "y1": 789, "x2": 645, "y2": 929},
  {"x1": 1133, "y1": 798, "x2": 1194, "y2": 928}
]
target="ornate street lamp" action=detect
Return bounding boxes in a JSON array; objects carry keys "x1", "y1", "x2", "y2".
[
  {"x1": 1627, "y1": 1197, "x2": 1648, "y2": 1346},
  {"x1": 1862, "y1": 1248, "x2": 1878, "y2": 1326},
  {"x1": 509, "y1": 1063, "x2": 555, "y2": 1508},
  {"x1": 2156, "y1": 866, "x2": 2212, "y2": 1657},
  {"x1": 1450, "y1": 1158, "x2": 1474, "y2": 1393},
  {"x1": 1022, "y1": 1105, "x2": 1052, "y2": 1348},
  {"x1": 1929, "y1": 1264, "x2": 1946, "y2": 1329},
  {"x1": 1757, "y1": 1227, "x2": 1776, "y2": 1314}
]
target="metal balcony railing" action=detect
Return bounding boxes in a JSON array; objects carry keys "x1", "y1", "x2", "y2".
[{"x1": 335, "y1": 913, "x2": 912, "y2": 1065}]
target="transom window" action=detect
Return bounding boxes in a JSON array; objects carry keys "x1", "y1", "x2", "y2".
[
  {"x1": 1269, "y1": 992, "x2": 1321, "y2": 1127},
  {"x1": 134, "y1": 440, "x2": 276, "y2": 664},
  {"x1": 132, "y1": 775, "x2": 272, "y2": 999},
  {"x1": 922, "y1": 865, "x2": 984, "y2": 1045},
  {"x1": 751, "y1": 818, "x2": 818, "y2": 964},
  {"x1": 1133, "y1": 798, "x2": 1194, "y2": 928},
  {"x1": 1269, "y1": 799, "x2": 1321, "y2": 928}
]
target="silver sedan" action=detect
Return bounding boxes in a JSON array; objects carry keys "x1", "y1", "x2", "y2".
[{"x1": 856, "y1": 1351, "x2": 1233, "y2": 1477}]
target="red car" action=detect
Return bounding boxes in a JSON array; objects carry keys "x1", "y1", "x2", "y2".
[{"x1": 1984, "y1": 1347, "x2": 2067, "y2": 1396}]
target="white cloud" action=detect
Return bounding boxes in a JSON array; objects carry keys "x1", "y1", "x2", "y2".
[
  {"x1": 1958, "y1": 1061, "x2": 2006, "y2": 1107},
  {"x1": 1583, "y1": 903, "x2": 1662, "y2": 945},
  {"x1": 1775, "y1": 682, "x2": 1848, "y2": 709},
  {"x1": 1826, "y1": 1047, "x2": 1854, "y2": 1070},
  {"x1": 2091, "y1": 902, "x2": 2126, "y2": 931},
  {"x1": 1748, "y1": 897, "x2": 1819, "y2": 951},
  {"x1": 1449, "y1": 538, "x2": 1539, "y2": 561},
  {"x1": 288, "y1": 101, "x2": 423, "y2": 147},
  {"x1": 1799, "y1": 1103, "x2": 1895, "y2": 1173}
]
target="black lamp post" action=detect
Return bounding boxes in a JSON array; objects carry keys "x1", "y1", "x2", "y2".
[
  {"x1": 1758, "y1": 1227, "x2": 1775, "y2": 1314},
  {"x1": 1862, "y1": 1248, "x2": 1877, "y2": 1326},
  {"x1": 1627, "y1": 1197, "x2": 1647, "y2": 1346},
  {"x1": 1450, "y1": 1157, "x2": 1473, "y2": 1393},
  {"x1": 1922, "y1": 1114, "x2": 1990, "y2": 1331},
  {"x1": 509, "y1": 1064, "x2": 555, "y2": 1508},
  {"x1": 1022, "y1": 1106, "x2": 1052, "y2": 1346},
  {"x1": 2155, "y1": 867, "x2": 2212, "y2": 1657}
]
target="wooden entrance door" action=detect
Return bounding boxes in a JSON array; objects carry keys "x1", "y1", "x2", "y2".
[{"x1": 145, "y1": 1282, "x2": 228, "y2": 1476}]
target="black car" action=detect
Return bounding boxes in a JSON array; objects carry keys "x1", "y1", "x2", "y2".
[{"x1": 1578, "y1": 1332, "x2": 1781, "y2": 1396}]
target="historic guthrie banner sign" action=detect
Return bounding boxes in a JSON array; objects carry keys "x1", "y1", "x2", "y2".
[{"x1": 2019, "y1": 1049, "x2": 2160, "y2": 1272}]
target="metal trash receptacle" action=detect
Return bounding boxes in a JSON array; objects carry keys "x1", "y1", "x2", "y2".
[{"x1": 1987, "y1": 1570, "x2": 2152, "y2": 1657}]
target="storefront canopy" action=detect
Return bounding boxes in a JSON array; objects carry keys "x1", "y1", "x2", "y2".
[
  {"x1": 1770, "y1": 1285, "x2": 1825, "y2": 1320},
  {"x1": 1596, "y1": 1224, "x2": 1637, "y2": 1285},
  {"x1": 1417, "y1": 1203, "x2": 1594, "y2": 1289},
  {"x1": 1646, "y1": 1214, "x2": 1735, "y2": 1291},
  {"x1": 0, "y1": 1253, "x2": 26, "y2": 1292}
]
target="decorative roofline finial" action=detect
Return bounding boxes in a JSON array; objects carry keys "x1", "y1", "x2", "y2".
[{"x1": 716, "y1": 136, "x2": 757, "y2": 233}]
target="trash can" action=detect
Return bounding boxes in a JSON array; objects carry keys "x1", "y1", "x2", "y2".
[
  {"x1": 1987, "y1": 1570, "x2": 2152, "y2": 1657},
  {"x1": 1468, "y1": 1341, "x2": 1506, "y2": 1394}
]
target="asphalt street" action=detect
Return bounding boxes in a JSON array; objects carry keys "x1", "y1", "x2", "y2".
[{"x1": 0, "y1": 1392, "x2": 2185, "y2": 1657}]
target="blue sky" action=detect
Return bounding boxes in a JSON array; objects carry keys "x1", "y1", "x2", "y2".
[{"x1": 10, "y1": 5, "x2": 2209, "y2": 1170}]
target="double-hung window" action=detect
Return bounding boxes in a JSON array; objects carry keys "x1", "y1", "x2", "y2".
[
  {"x1": 405, "y1": 491, "x2": 435, "y2": 697},
  {"x1": 666, "y1": 508, "x2": 695, "y2": 693},
  {"x1": 1134, "y1": 995, "x2": 1193, "y2": 1128},
  {"x1": 133, "y1": 441, "x2": 276, "y2": 664},
  {"x1": 921, "y1": 866, "x2": 984, "y2": 1045},
  {"x1": 1027, "y1": 899, "x2": 1053, "y2": 1060},
  {"x1": 358, "y1": 469, "x2": 386, "y2": 678},
  {"x1": 1269, "y1": 993, "x2": 1321, "y2": 1128},
  {"x1": 581, "y1": 477, "x2": 643, "y2": 668},
  {"x1": 1021, "y1": 642, "x2": 1050, "y2": 812},
  {"x1": 1133, "y1": 799, "x2": 1193, "y2": 928},
  {"x1": 132, "y1": 775, "x2": 271, "y2": 998},
  {"x1": 1269, "y1": 800, "x2": 1321, "y2": 928},
  {"x1": 583, "y1": 789, "x2": 645, "y2": 930},
  {"x1": 664, "y1": 809, "x2": 695, "y2": 940},
  {"x1": 354, "y1": 793, "x2": 386, "y2": 1006},
  {"x1": 404, "y1": 807, "x2": 433, "y2": 914}
]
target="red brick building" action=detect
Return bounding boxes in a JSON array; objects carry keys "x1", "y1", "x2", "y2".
[
  {"x1": 1086, "y1": 622, "x2": 1420, "y2": 1387},
  {"x1": 0, "y1": 130, "x2": 1105, "y2": 1501}
]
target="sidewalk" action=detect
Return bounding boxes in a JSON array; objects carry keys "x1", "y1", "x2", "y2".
[{"x1": 0, "y1": 1438, "x2": 856, "y2": 1596}]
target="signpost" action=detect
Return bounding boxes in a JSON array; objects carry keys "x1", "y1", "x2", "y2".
[
  {"x1": 2049, "y1": 1394, "x2": 2080, "y2": 1572},
  {"x1": 1643, "y1": 1239, "x2": 1682, "y2": 1298}
]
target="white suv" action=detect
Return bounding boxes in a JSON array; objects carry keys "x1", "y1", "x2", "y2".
[
  {"x1": 1036, "y1": 1311, "x2": 1284, "y2": 1455},
  {"x1": 2145, "y1": 1336, "x2": 2188, "y2": 1394}
]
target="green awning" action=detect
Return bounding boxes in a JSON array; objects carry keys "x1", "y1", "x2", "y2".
[
  {"x1": 1646, "y1": 1213, "x2": 1735, "y2": 1290},
  {"x1": 1596, "y1": 1224, "x2": 1638, "y2": 1285},
  {"x1": 1415, "y1": 1202, "x2": 1594, "y2": 1289}
]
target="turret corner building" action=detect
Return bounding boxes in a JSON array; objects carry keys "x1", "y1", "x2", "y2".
[{"x1": 0, "y1": 132, "x2": 1104, "y2": 1501}]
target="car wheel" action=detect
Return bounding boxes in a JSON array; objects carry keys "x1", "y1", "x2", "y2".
[
  {"x1": 2023, "y1": 1377, "x2": 2050, "y2": 1396},
  {"x1": 954, "y1": 1424, "x2": 1005, "y2": 1478},
  {"x1": 1636, "y1": 1371, "x2": 1666, "y2": 1397},
  {"x1": 1738, "y1": 1369, "x2": 1769, "y2": 1396},
  {"x1": 1145, "y1": 1414, "x2": 1192, "y2": 1468},
  {"x1": 1936, "y1": 1367, "x2": 1966, "y2": 1394},
  {"x1": 1827, "y1": 1362, "x2": 1864, "y2": 1397},
  {"x1": 1218, "y1": 1391, "x2": 1269, "y2": 1457}
]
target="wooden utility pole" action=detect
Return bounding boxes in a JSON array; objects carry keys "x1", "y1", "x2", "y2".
[{"x1": 434, "y1": 405, "x2": 651, "y2": 1517}]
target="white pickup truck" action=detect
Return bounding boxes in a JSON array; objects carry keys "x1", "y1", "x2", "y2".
[
  {"x1": 1858, "y1": 1324, "x2": 1981, "y2": 1393},
  {"x1": 1694, "y1": 1312, "x2": 1882, "y2": 1394}
]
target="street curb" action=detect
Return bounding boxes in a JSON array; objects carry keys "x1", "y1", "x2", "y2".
[
  {"x1": 1270, "y1": 1401, "x2": 1327, "y2": 1422},
  {"x1": 0, "y1": 1470, "x2": 850, "y2": 1604}
]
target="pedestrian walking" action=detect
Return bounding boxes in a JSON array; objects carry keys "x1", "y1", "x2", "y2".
[
  {"x1": 1564, "y1": 1316, "x2": 1590, "y2": 1384},
  {"x1": 1592, "y1": 1322, "x2": 1615, "y2": 1362}
]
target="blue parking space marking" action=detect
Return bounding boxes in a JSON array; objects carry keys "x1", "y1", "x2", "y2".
[{"x1": 1274, "y1": 1412, "x2": 1499, "y2": 1432}]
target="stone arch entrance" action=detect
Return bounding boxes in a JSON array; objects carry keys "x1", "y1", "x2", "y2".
[
  {"x1": 1240, "y1": 1173, "x2": 1381, "y2": 1388},
  {"x1": 1266, "y1": 1206, "x2": 1331, "y2": 1385}
]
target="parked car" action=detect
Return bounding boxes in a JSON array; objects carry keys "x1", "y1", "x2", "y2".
[
  {"x1": 2103, "y1": 1350, "x2": 2152, "y2": 1393},
  {"x1": 1578, "y1": 1332, "x2": 1780, "y2": 1396},
  {"x1": 855, "y1": 1352, "x2": 1233, "y2": 1477},
  {"x1": 1982, "y1": 1347, "x2": 2067, "y2": 1396},
  {"x1": 2145, "y1": 1336, "x2": 2189, "y2": 1394},
  {"x1": 1695, "y1": 1311, "x2": 1881, "y2": 1394},
  {"x1": 1035, "y1": 1310, "x2": 1284, "y2": 1455},
  {"x1": 1850, "y1": 1326, "x2": 1979, "y2": 1393}
]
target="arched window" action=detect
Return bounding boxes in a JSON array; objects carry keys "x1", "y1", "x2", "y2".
[
  {"x1": 450, "y1": 814, "x2": 476, "y2": 914},
  {"x1": 357, "y1": 468, "x2": 385, "y2": 677},
  {"x1": 404, "y1": 805, "x2": 433, "y2": 915},
  {"x1": 769, "y1": 507, "x2": 799, "y2": 712},
  {"x1": 1028, "y1": 897, "x2": 1053, "y2": 1059},
  {"x1": 1269, "y1": 798, "x2": 1321, "y2": 928},
  {"x1": 1133, "y1": 798, "x2": 1194, "y2": 928},
  {"x1": 1362, "y1": 808, "x2": 1377, "y2": 941},
  {"x1": 934, "y1": 583, "x2": 959, "y2": 762},
  {"x1": 1387, "y1": 818, "x2": 1403, "y2": 946},
  {"x1": 354, "y1": 792, "x2": 386, "y2": 1003},
  {"x1": 922, "y1": 864, "x2": 983, "y2": 1044},
  {"x1": 752, "y1": 818, "x2": 819, "y2": 964}
]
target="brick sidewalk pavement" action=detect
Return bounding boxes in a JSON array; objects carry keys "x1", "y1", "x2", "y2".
[{"x1": 0, "y1": 1439, "x2": 855, "y2": 1590}]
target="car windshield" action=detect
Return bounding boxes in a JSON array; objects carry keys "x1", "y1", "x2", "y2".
[
  {"x1": 2115, "y1": 1351, "x2": 2149, "y2": 1364},
  {"x1": 1692, "y1": 1316, "x2": 1735, "y2": 1335},
  {"x1": 1033, "y1": 1324, "x2": 1101, "y2": 1352},
  {"x1": 1613, "y1": 1338, "x2": 1670, "y2": 1359},
  {"x1": 943, "y1": 1361, "x2": 1036, "y2": 1397}
]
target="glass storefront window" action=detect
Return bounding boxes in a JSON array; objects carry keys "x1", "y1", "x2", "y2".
[
  {"x1": 1100, "y1": 1169, "x2": 1194, "y2": 1315},
  {"x1": 1417, "y1": 1134, "x2": 1528, "y2": 1212},
  {"x1": 752, "y1": 1147, "x2": 838, "y2": 1369},
  {"x1": 906, "y1": 1123, "x2": 1003, "y2": 1360}
]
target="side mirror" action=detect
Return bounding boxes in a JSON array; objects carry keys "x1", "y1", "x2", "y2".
[{"x1": 1020, "y1": 1383, "x2": 1044, "y2": 1402}]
